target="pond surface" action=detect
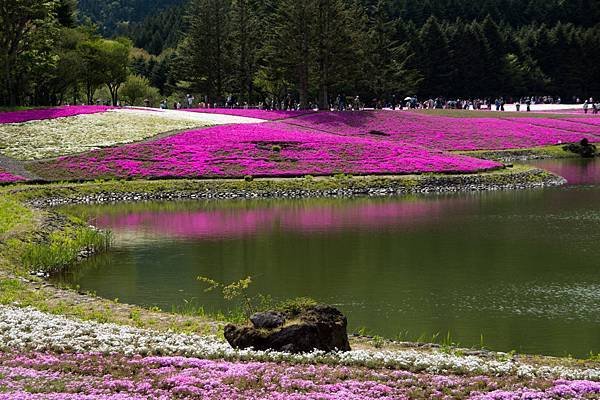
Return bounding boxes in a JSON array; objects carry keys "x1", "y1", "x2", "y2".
[{"x1": 54, "y1": 158, "x2": 600, "y2": 357}]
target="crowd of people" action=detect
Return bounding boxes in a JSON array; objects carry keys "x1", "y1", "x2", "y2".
[
  {"x1": 583, "y1": 99, "x2": 600, "y2": 114},
  {"x1": 148, "y1": 92, "x2": 597, "y2": 113}
]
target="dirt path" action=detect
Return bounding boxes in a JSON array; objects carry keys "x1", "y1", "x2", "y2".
[{"x1": 0, "y1": 154, "x2": 40, "y2": 180}]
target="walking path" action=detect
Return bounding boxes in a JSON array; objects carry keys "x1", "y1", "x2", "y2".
[{"x1": 119, "y1": 107, "x2": 267, "y2": 124}]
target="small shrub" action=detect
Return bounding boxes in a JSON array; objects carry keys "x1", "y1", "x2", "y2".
[
  {"x1": 21, "y1": 227, "x2": 112, "y2": 273},
  {"x1": 244, "y1": 175, "x2": 254, "y2": 182},
  {"x1": 276, "y1": 297, "x2": 318, "y2": 316},
  {"x1": 368, "y1": 130, "x2": 390, "y2": 136},
  {"x1": 271, "y1": 145, "x2": 282, "y2": 152},
  {"x1": 562, "y1": 138, "x2": 597, "y2": 158}
]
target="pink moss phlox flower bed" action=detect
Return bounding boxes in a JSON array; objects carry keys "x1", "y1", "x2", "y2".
[
  {"x1": 0, "y1": 106, "x2": 112, "y2": 124},
  {"x1": 502, "y1": 118, "x2": 600, "y2": 136},
  {"x1": 0, "y1": 352, "x2": 598, "y2": 400},
  {"x1": 286, "y1": 111, "x2": 600, "y2": 151},
  {"x1": 563, "y1": 118, "x2": 600, "y2": 127},
  {"x1": 35, "y1": 122, "x2": 500, "y2": 181},
  {"x1": 0, "y1": 168, "x2": 25, "y2": 183},
  {"x1": 184, "y1": 108, "x2": 314, "y2": 120}
]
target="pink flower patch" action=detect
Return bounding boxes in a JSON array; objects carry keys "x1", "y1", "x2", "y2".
[
  {"x1": 0, "y1": 106, "x2": 113, "y2": 124},
  {"x1": 37, "y1": 122, "x2": 501, "y2": 181}
]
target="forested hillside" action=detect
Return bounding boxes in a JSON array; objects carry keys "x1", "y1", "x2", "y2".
[
  {"x1": 3, "y1": 0, "x2": 600, "y2": 107},
  {"x1": 78, "y1": 0, "x2": 186, "y2": 36}
]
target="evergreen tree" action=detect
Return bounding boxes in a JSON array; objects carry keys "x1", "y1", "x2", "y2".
[
  {"x1": 178, "y1": 0, "x2": 232, "y2": 103},
  {"x1": 260, "y1": 0, "x2": 315, "y2": 108},
  {"x1": 415, "y1": 17, "x2": 452, "y2": 97},
  {"x1": 314, "y1": 0, "x2": 367, "y2": 109}
]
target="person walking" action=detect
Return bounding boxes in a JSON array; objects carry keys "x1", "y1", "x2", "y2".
[{"x1": 583, "y1": 100, "x2": 589, "y2": 114}]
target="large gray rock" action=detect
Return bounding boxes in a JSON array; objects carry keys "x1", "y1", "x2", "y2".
[{"x1": 224, "y1": 305, "x2": 351, "y2": 353}]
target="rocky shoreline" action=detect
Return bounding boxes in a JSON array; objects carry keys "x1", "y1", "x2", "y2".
[{"x1": 21, "y1": 166, "x2": 565, "y2": 208}]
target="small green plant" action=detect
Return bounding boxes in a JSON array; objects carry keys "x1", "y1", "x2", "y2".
[
  {"x1": 496, "y1": 350, "x2": 517, "y2": 362},
  {"x1": 21, "y1": 227, "x2": 112, "y2": 273},
  {"x1": 354, "y1": 326, "x2": 371, "y2": 336},
  {"x1": 588, "y1": 351, "x2": 600, "y2": 362},
  {"x1": 276, "y1": 297, "x2": 317, "y2": 315},
  {"x1": 197, "y1": 275, "x2": 255, "y2": 317},
  {"x1": 371, "y1": 335, "x2": 385, "y2": 349},
  {"x1": 333, "y1": 173, "x2": 352, "y2": 180},
  {"x1": 271, "y1": 145, "x2": 282, "y2": 152},
  {"x1": 172, "y1": 298, "x2": 206, "y2": 317},
  {"x1": 129, "y1": 310, "x2": 141, "y2": 325},
  {"x1": 244, "y1": 175, "x2": 254, "y2": 182}
]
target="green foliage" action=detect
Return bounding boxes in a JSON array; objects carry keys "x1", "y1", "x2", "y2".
[
  {"x1": 276, "y1": 297, "x2": 318, "y2": 315},
  {"x1": 21, "y1": 227, "x2": 112, "y2": 273},
  {"x1": 5, "y1": 0, "x2": 600, "y2": 106},
  {"x1": 197, "y1": 275, "x2": 255, "y2": 317},
  {"x1": 562, "y1": 138, "x2": 598, "y2": 158},
  {"x1": 119, "y1": 75, "x2": 160, "y2": 106},
  {"x1": 0, "y1": 196, "x2": 33, "y2": 236},
  {"x1": 0, "y1": 0, "x2": 58, "y2": 106}
]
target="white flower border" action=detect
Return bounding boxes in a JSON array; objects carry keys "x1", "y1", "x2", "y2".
[{"x1": 0, "y1": 305, "x2": 598, "y2": 381}]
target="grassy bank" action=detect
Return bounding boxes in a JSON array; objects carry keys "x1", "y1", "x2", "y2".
[
  {"x1": 460, "y1": 144, "x2": 582, "y2": 161},
  {"x1": 6, "y1": 164, "x2": 562, "y2": 205}
]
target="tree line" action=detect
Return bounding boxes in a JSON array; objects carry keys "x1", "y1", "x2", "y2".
[
  {"x1": 132, "y1": 0, "x2": 600, "y2": 108},
  {"x1": 2, "y1": 0, "x2": 600, "y2": 108}
]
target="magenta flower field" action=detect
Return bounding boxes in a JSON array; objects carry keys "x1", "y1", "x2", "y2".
[
  {"x1": 0, "y1": 106, "x2": 112, "y2": 124},
  {"x1": 185, "y1": 108, "x2": 314, "y2": 120},
  {"x1": 2, "y1": 108, "x2": 596, "y2": 182},
  {"x1": 287, "y1": 111, "x2": 600, "y2": 151},
  {"x1": 33, "y1": 122, "x2": 501, "y2": 181},
  {"x1": 0, "y1": 168, "x2": 24, "y2": 183},
  {"x1": 1, "y1": 352, "x2": 598, "y2": 400}
]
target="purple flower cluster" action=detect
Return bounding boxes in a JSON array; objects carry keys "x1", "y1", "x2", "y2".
[
  {"x1": 0, "y1": 167, "x2": 24, "y2": 183},
  {"x1": 1, "y1": 352, "x2": 598, "y2": 400},
  {"x1": 287, "y1": 111, "x2": 600, "y2": 151},
  {"x1": 35, "y1": 122, "x2": 500, "y2": 181},
  {"x1": 0, "y1": 106, "x2": 112, "y2": 124},
  {"x1": 184, "y1": 108, "x2": 314, "y2": 120}
]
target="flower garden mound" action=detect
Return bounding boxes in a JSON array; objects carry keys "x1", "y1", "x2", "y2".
[
  {"x1": 184, "y1": 108, "x2": 314, "y2": 120},
  {"x1": 286, "y1": 111, "x2": 600, "y2": 151},
  {"x1": 0, "y1": 111, "x2": 209, "y2": 160},
  {"x1": 31, "y1": 122, "x2": 501, "y2": 181},
  {"x1": 2, "y1": 305, "x2": 600, "y2": 379},
  {"x1": 0, "y1": 106, "x2": 112, "y2": 124},
  {"x1": 0, "y1": 167, "x2": 24, "y2": 183}
]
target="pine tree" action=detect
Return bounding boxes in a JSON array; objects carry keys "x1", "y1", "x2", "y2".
[
  {"x1": 415, "y1": 17, "x2": 452, "y2": 97},
  {"x1": 314, "y1": 0, "x2": 367, "y2": 109},
  {"x1": 178, "y1": 0, "x2": 232, "y2": 103},
  {"x1": 261, "y1": 0, "x2": 315, "y2": 108}
]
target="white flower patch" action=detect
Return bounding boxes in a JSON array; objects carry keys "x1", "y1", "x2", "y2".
[
  {"x1": 119, "y1": 108, "x2": 267, "y2": 124},
  {"x1": 0, "y1": 111, "x2": 211, "y2": 160},
  {"x1": 1, "y1": 305, "x2": 598, "y2": 381}
]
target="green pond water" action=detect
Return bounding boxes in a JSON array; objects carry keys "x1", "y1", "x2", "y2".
[{"x1": 54, "y1": 159, "x2": 600, "y2": 358}]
